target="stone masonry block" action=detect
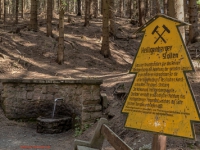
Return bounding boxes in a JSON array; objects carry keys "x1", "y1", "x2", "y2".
[
  {"x1": 27, "y1": 92, "x2": 33, "y2": 100},
  {"x1": 41, "y1": 86, "x2": 47, "y2": 94},
  {"x1": 101, "y1": 93, "x2": 108, "y2": 109},
  {"x1": 17, "y1": 91, "x2": 27, "y2": 99},
  {"x1": 34, "y1": 87, "x2": 42, "y2": 93},
  {"x1": 82, "y1": 99, "x2": 101, "y2": 105},
  {"x1": 46, "y1": 94, "x2": 54, "y2": 101},
  {"x1": 3, "y1": 86, "x2": 14, "y2": 92},
  {"x1": 47, "y1": 85, "x2": 58, "y2": 93},
  {"x1": 82, "y1": 105, "x2": 102, "y2": 112},
  {"x1": 26, "y1": 85, "x2": 34, "y2": 91},
  {"x1": 82, "y1": 112, "x2": 102, "y2": 122},
  {"x1": 33, "y1": 93, "x2": 42, "y2": 100}
]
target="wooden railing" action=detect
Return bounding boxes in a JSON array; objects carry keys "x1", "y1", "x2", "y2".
[{"x1": 74, "y1": 118, "x2": 133, "y2": 150}]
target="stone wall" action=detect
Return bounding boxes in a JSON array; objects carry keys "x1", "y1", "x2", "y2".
[{"x1": 0, "y1": 79, "x2": 103, "y2": 125}]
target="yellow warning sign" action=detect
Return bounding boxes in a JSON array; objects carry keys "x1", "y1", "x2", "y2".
[{"x1": 122, "y1": 14, "x2": 200, "y2": 139}]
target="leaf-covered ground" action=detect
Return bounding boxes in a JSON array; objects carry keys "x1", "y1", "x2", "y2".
[{"x1": 0, "y1": 13, "x2": 200, "y2": 150}]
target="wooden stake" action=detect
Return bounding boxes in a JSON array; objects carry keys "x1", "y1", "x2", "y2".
[{"x1": 152, "y1": 134, "x2": 167, "y2": 150}]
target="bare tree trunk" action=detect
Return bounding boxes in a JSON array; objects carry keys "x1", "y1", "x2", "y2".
[
  {"x1": 89, "y1": 0, "x2": 93, "y2": 18},
  {"x1": 188, "y1": 0, "x2": 199, "y2": 43},
  {"x1": 133, "y1": 0, "x2": 138, "y2": 18},
  {"x1": 167, "y1": 0, "x2": 175, "y2": 16},
  {"x1": 145, "y1": 0, "x2": 150, "y2": 18},
  {"x1": 11, "y1": 0, "x2": 15, "y2": 22},
  {"x1": 15, "y1": 0, "x2": 18, "y2": 24},
  {"x1": 128, "y1": 0, "x2": 132, "y2": 19},
  {"x1": 57, "y1": 0, "x2": 60, "y2": 10},
  {"x1": 151, "y1": 0, "x2": 156, "y2": 16},
  {"x1": 156, "y1": 0, "x2": 161, "y2": 13},
  {"x1": 119, "y1": 0, "x2": 122, "y2": 17},
  {"x1": 184, "y1": 0, "x2": 188, "y2": 19},
  {"x1": 93, "y1": 0, "x2": 98, "y2": 18},
  {"x1": 168, "y1": 0, "x2": 185, "y2": 42},
  {"x1": 84, "y1": 0, "x2": 90, "y2": 26},
  {"x1": 77, "y1": 0, "x2": 81, "y2": 16},
  {"x1": 74, "y1": 0, "x2": 76, "y2": 14},
  {"x1": 57, "y1": 0, "x2": 64, "y2": 65},
  {"x1": 53, "y1": 0, "x2": 57, "y2": 13},
  {"x1": 0, "y1": 0, "x2": 1, "y2": 19},
  {"x1": 21, "y1": 0, "x2": 23, "y2": 18},
  {"x1": 152, "y1": 134, "x2": 167, "y2": 150},
  {"x1": 101, "y1": 0, "x2": 103, "y2": 15},
  {"x1": 47, "y1": 0, "x2": 52, "y2": 37},
  {"x1": 109, "y1": 0, "x2": 115, "y2": 36},
  {"x1": 44, "y1": 0, "x2": 47, "y2": 14},
  {"x1": 138, "y1": 0, "x2": 145, "y2": 26},
  {"x1": 29, "y1": 0, "x2": 38, "y2": 31},
  {"x1": 66, "y1": 0, "x2": 69, "y2": 13},
  {"x1": 4, "y1": 0, "x2": 6, "y2": 24},
  {"x1": 100, "y1": 0, "x2": 110, "y2": 58},
  {"x1": 164, "y1": 0, "x2": 168, "y2": 14}
]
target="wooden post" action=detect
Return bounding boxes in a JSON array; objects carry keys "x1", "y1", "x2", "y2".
[{"x1": 152, "y1": 134, "x2": 167, "y2": 150}]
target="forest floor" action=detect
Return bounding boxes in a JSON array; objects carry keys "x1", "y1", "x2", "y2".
[{"x1": 1, "y1": 13, "x2": 200, "y2": 150}]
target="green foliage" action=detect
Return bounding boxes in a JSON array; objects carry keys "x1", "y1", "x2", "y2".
[
  {"x1": 187, "y1": 143, "x2": 195, "y2": 149},
  {"x1": 74, "y1": 116, "x2": 90, "y2": 137},
  {"x1": 197, "y1": 0, "x2": 200, "y2": 5}
]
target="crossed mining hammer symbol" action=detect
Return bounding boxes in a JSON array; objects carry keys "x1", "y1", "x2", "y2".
[{"x1": 152, "y1": 25, "x2": 170, "y2": 44}]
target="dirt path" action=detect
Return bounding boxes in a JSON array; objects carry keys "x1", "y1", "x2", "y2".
[{"x1": 0, "y1": 107, "x2": 74, "y2": 150}]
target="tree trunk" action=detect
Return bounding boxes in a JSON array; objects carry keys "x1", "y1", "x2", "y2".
[
  {"x1": 93, "y1": 0, "x2": 98, "y2": 18},
  {"x1": 66, "y1": 0, "x2": 69, "y2": 13},
  {"x1": 47, "y1": 0, "x2": 52, "y2": 37},
  {"x1": 73, "y1": 0, "x2": 76, "y2": 14},
  {"x1": 109, "y1": 0, "x2": 115, "y2": 36},
  {"x1": 138, "y1": 0, "x2": 145, "y2": 26},
  {"x1": 21, "y1": 0, "x2": 23, "y2": 18},
  {"x1": 57, "y1": 0, "x2": 60, "y2": 10},
  {"x1": 188, "y1": 0, "x2": 199, "y2": 43},
  {"x1": 30, "y1": 0, "x2": 38, "y2": 31},
  {"x1": 57, "y1": 0, "x2": 64, "y2": 65},
  {"x1": 89, "y1": 0, "x2": 93, "y2": 18},
  {"x1": 0, "y1": 0, "x2": 1, "y2": 19},
  {"x1": 151, "y1": 0, "x2": 156, "y2": 16},
  {"x1": 168, "y1": 0, "x2": 185, "y2": 42},
  {"x1": 119, "y1": 0, "x2": 122, "y2": 17},
  {"x1": 11, "y1": 0, "x2": 15, "y2": 21},
  {"x1": 77, "y1": 0, "x2": 81, "y2": 16},
  {"x1": 156, "y1": 0, "x2": 161, "y2": 13},
  {"x1": 43, "y1": 0, "x2": 47, "y2": 13},
  {"x1": 152, "y1": 134, "x2": 167, "y2": 150},
  {"x1": 128, "y1": 0, "x2": 132, "y2": 19},
  {"x1": 133, "y1": 0, "x2": 137, "y2": 18},
  {"x1": 101, "y1": 0, "x2": 103, "y2": 15},
  {"x1": 167, "y1": 0, "x2": 175, "y2": 16},
  {"x1": 84, "y1": 0, "x2": 90, "y2": 26},
  {"x1": 4, "y1": 0, "x2": 6, "y2": 24},
  {"x1": 145, "y1": 0, "x2": 150, "y2": 18},
  {"x1": 164, "y1": 0, "x2": 168, "y2": 14},
  {"x1": 184, "y1": 0, "x2": 188, "y2": 19},
  {"x1": 100, "y1": 0, "x2": 110, "y2": 58},
  {"x1": 15, "y1": 0, "x2": 19, "y2": 24}
]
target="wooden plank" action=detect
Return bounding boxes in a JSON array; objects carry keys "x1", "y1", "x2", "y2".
[
  {"x1": 101, "y1": 124, "x2": 132, "y2": 150},
  {"x1": 152, "y1": 134, "x2": 167, "y2": 150}
]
